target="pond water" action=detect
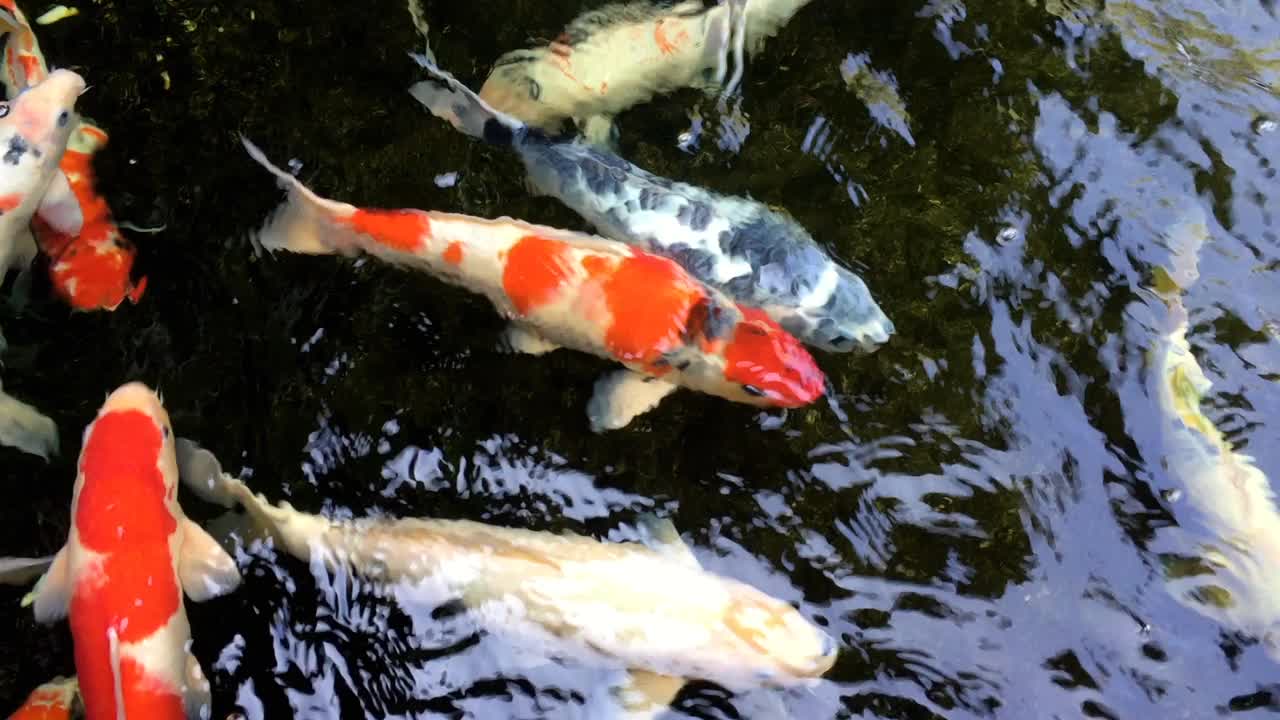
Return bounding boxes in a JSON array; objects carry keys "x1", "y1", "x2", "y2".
[{"x1": 2, "y1": 0, "x2": 1279, "y2": 717}]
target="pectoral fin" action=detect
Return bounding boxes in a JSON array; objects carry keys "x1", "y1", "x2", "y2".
[
  {"x1": 35, "y1": 170, "x2": 81, "y2": 236},
  {"x1": 183, "y1": 650, "x2": 213, "y2": 720},
  {"x1": 24, "y1": 544, "x2": 70, "y2": 622},
  {"x1": 499, "y1": 324, "x2": 561, "y2": 356},
  {"x1": 587, "y1": 370, "x2": 678, "y2": 432},
  {"x1": 175, "y1": 437, "x2": 237, "y2": 508},
  {"x1": 613, "y1": 669, "x2": 685, "y2": 718},
  {"x1": 636, "y1": 515, "x2": 699, "y2": 569},
  {"x1": 0, "y1": 385, "x2": 58, "y2": 460},
  {"x1": 0, "y1": 555, "x2": 54, "y2": 586},
  {"x1": 178, "y1": 518, "x2": 242, "y2": 602}
]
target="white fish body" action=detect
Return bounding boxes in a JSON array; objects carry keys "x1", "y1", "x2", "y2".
[
  {"x1": 1145, "y1": 208, "x2": 1280, "y2": 654},
  {"x1": 177, "y1": 439, "x2": 837, "y2": 713},
  {"x1": 479, "y1": 0, "x2": 816, "y2": 141}
]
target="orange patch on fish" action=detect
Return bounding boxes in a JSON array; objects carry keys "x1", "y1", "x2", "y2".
[
  {"x1": 7, "y1": 685, "x2": 74, "y2": 720},
  {"x1": 580, "y1": 254, "x2": 614, "y2": 278},
  {"x1": 345, "y1": 209, "x2": 431, "y2": 252},
  {"x1": 443, "y1": 241, "x2": 464, "y2": 265},
  {"x1": 503, "y1": 235, "x2": 574, "y2": 315},
  {"x1": 17, "y1": 51, "x2": 37, "y2": 81},
  {"x1": 600, "y1": 253, "x2": 704, "y2": 365},
  {"x1": 654, "y1": 19, "x2": 679, "y2": 55},
  {"x1": 34, "y1": 145, "x2": 147, "y2": 311},
  {"x1": 0, "y1": 192, "x2": 22, "y2": 211}
]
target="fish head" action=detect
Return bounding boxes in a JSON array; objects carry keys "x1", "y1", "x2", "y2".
[
  {"x1": 0, "y1": 68, "x2": 82, "y2": 201},
  {"x1": 479, "y1": 54, "x2": 565, "y2": 133},
  {"x1": 79, "y1": 381, "x2": 178, "y2": 502},
  {"x1": 700, "y1": 302, "x2": 824, "y2": 408},
  {"x1": 794, "y1": 267, "x2": 894, "y2": 353},
  {"x1": 723, "y1": 590, "x2": 839, "y2": 686}
]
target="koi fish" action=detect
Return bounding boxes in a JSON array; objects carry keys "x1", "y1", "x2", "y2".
[
  {"x1": 410, "y1": 57, "x2": 894, "y2": 354},
  {"x1": 0, "y1": 68, "x2": 82, "y2": 284},
  {"x1": 479, "y1": 0, "x2": 817, "y2": 144},
  {"x1": 23, "y1": 382, "x2": 243, "y2": 720},
  {"x1": 6, "y1": 677, "x2": 80, "y2": 720},
  {"x1": 176, "y1": 439, "x2": 839, "y2": 717},
  {"x1": 30, "y1": 123, "x2": 147, "y2": 310},
  {"x1": 0, "y1": 0, "x2": 146, "y2": 311},
  {"x1": 243, "y1": 139, "x2": 824, "y2": 431}
]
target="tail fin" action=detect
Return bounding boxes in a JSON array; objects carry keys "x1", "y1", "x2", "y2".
[
  {"x1": 241, "y1": 136, "x2": 364, "y2": 257},
  {"x1": 406, "y1": 53, "x2": 523, "y2": 145}
]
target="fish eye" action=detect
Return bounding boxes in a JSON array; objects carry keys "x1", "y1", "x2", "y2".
[
  {"x1": 527, "y1": 78, "x2": 541, "y2": 101},
  {"x1": 56, "y1": 111, "x2": 69, "y2": 127},
  {"x1": 743, "y1": 384, "x2": 765, "y2": 397},
  {"x1": 0, "y1": 102, "x2": 9, "y2": 118}
]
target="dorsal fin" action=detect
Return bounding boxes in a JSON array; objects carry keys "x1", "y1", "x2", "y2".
[{"x1": 636, "y1": 514, "x2": 699, "y2": 568}]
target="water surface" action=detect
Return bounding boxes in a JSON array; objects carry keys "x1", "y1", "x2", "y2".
[{"x1": 2, "y1": 0, "x2": 1279, "y2": 717}]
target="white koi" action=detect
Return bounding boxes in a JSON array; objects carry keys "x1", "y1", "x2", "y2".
[{"x1": 177, "y1": 439, "x2": 838, "y2": 717}]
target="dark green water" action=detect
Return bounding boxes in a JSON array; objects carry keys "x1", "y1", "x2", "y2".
[{"x1": 2, "y1": 0, "x2": 1279, "y2": 717}]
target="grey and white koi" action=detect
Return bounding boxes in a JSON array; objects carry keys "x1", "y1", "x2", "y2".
[{"x1": 410, "y1": 57, "x2": 894, "y2": 354}]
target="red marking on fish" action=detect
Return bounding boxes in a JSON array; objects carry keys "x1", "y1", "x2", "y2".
[
  {"x1": 723, "y1": 307, "x2": 825, "y2": 407},
  {"x1": 601, "y1": 253, "x2": 704, "y2": 370},
  {"x1": 344, "y1": 208, "x2": 431, "y2": 252},
  {"x1": 6, "y1": 682, "x2": 76, "y2": 720},
  {"x1": 0, "y1": 192, "x2": 22, "y2": 211},
  {"x1": 443, "y1": 241, "x2": 464, "y2": 265},
  {"x1": 654, "y1": 19, "x2": 679, "y2": 55},
  {"x1": 580, "y1": 254, "x2": 613, "y2": 278},
  {"x1": 35, "y1": 145, "x2": 147, "y2": 311},
  {"x1": 16, "y1": 50, "x2": 36, "y2": 79},
  {"x1": 503, "y1": 235, "x2": 574, "y2": 315}
]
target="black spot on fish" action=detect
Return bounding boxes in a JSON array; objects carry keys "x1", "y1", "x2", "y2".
[
  {"x1": 639, "y1": 187, "x2": 664, "y2": 211},
  {"x1": 3, "y1": 135, "x2": 28, "y2": 165},
  {"x1": 482, "y1": 119, "x2": 516, "y2": 147},
  {"x1": 676, "y1": 201, "x2": 713, "y2": 232},
  {"x1": 685, "y1": 296, "x2": 736, "y2": 343},
  {"x1": 676, "y1": 360, "x2": 691, "y2": 371},
  {"x1": 624, "y1": 198, "x2": 640, "y2": 213},
  {"x1": 665, "y1": 242, "x2": 719, "y2": 281},
  {"x1": 492, "y1": 50, "x2": 541, "y2": 69},
  {"x1": 718, "y1": 217, "x2": 828, "y2": 301}
]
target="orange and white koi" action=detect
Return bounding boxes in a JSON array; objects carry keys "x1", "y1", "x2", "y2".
[
  {"x1": 478, "y1": 0, "x2": 816, "y2": 143},
  {"x1": 244, "y1": 139, "x2": 825, "y2": 431},
  {"x1": 24, "y1": 382, "x2": 243, "y2": 720},
  {"x1": 0, "y1": 0, "x2": 146, "y2": 311},
  {"x1": 6, "y1": 677, "x2": 80, "y2": 720},
  {"x1": 0, "y1": 67, "x2": 81, "y2": 282}
]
